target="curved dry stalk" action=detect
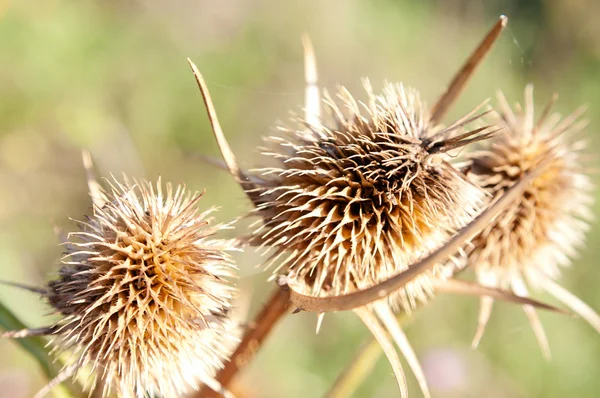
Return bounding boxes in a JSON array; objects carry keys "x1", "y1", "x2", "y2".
[
  {"x1": 430, "y1": 15, "x2": 507, "y2": 125},
  {"x1": 197, "y1": 288, "x2": 291, "y2": 398},
  {"x1": 285, "y1": 168, "x2": 537, "y2": 313},
  {"x1": 374, "y1": 302, "x2": 430, "y2": 398},
  {"x1": 355, "y1": 307, "x2": 407, "y2": 398},
  {"x1": 187, "y1": 58, "x2": 250, "y2": 190}
]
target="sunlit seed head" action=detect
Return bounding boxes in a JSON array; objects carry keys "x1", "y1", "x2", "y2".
[
  {"x1": 249, "y1": 80, "x2": 487, "y2": 311},
  {"x1": 465, "y1": 85, "x2": 597, "y2": 354},
  {"x1": 467, "y1": 85, "x2": 593, "y2": 287},
  {"x1": 48, "y1": 175, "x2": 239, "y2": 397}
]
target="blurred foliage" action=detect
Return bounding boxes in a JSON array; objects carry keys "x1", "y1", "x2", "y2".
[{"x1": 0, "y1": 0, "x2": 599, "y2": 397}]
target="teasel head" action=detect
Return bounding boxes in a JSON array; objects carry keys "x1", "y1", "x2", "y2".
[
  {"x1": 466, "y1": 84, "x2": 598, "y2": 359},
  {"x1": 0, "y1": 153, "x2": 240, "y2": 398},
  {"x1": 187, "y1": 17, "x2": 536, "y2": 398}
]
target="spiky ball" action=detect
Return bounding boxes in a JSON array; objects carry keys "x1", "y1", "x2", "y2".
[
  {"x1": 48, "y1": 176, "x2": 238, "y2": 397},
  {"x1": 250, "y1": 81, "x2": 485, "y2": 311},
  {"x1": 466, "y1": 86, "x2": 593, "y2": 290}
]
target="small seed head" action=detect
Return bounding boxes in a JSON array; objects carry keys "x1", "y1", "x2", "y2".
[
  {"x1": 48, "y1": 176, "x2": 239, "y2": 397},
  {"x1": 467, "y1": 86, "x2": 593, "y2": 288}
]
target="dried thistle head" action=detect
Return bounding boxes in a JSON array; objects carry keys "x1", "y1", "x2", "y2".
[
  {"x1": 466, "y1": 85, "x2": 598, "y2": 356},
  {"x1": 2, "y1": 162, "x2": 239, "y2": 398},
  {"x1": 250, "y1": 80, "x2": 487, "y2": 311},
  {"x1": 187, "y1": 17, "x2": 517, "y2": 398}
]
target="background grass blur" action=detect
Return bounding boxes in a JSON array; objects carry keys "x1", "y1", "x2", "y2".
[{"x1": 0, "y1": 0, "x2": 599, "y2": 397}]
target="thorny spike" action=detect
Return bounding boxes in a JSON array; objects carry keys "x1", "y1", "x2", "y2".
[
  {"x1": 472, "y1": 296, "x2": 494, "y2": 349},
  {"x1": 81, "y1": 149, "x2": 107, "y2": 208},
  {"x1": 355, "y1": 307, "x2": 408, "y2": 398},
  {"x1": 374, "y1": 302, "x2": 431, "y2": 398},
  {"x1": 302, "y1": 33, "x2": 320, "y2": 130},
  {"x1": 187, "y1": 58, "x2": 252, "y2": 192},
  {"x1": 285, "y1": 167, "x2": 538, "y2": 313},
  {"x1": 316, "y1": 312, "x2": 325, "y2": 334},
  {"x1": 433, "y1": 279, "x2": 570, "y2": 315},
  {"x1": 430, "y1": 15, "x2": 508, "y2": 124}
]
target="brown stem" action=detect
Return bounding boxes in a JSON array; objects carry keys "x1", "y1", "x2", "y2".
[
  {"x1": 430, "y1": 15, "x2": 508, "y2": 125},
  {"x1": 197, "y1": 287, "x2": 291, "y2": 398}
]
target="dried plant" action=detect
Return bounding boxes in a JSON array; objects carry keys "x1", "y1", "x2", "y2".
[
  {"x1": 465, "y1": 85, "x2": 598, "y2": 358},
  {"x1": 0, "y1": 154, "x2": 239, "y2": 398},
  {"x1": 189, "y1": 16, "x2": 563, "y2": 398}
]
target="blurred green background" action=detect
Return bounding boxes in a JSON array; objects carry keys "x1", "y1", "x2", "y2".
[{"x1": 0, "y1": 0, "x2": 599, "y2": 397}]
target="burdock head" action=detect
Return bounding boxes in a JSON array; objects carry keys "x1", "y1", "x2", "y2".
[
  {"x1": 1, "y1": 154, "x2": 239, "y2": 398},
  {"x1": 466, "y1": 85, "x2": 598, "y2": 358}
]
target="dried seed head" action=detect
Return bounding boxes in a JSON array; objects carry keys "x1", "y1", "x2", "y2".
[
  {"x1": 46, "y1": 174, "x2": 238, "y2": 397},
  {"x1": 250, "y1": 81, "x2": 487, "y2": 311},
  {"x1": 466, "y1": 85, "x2": 598, "y2": 354}
]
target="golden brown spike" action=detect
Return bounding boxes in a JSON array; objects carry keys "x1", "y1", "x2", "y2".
[
  {"x1": 472, "y1": 296, "x2": 494, "y2": 349},
  {"x1": 187, "y1": 58, "x2": 249, "y2": 189},
  {"x1": 302, "y1": 33, "x2": 320, "y2": 129},
  {"x1": 284, "y1": 166, "x2": 537, "y2": 313},
  {"x1": 430, "y1": 15, "x2": 507, "y2": 124}
]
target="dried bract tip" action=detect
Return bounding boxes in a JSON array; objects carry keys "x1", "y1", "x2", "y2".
[{"x1": 466, "y1": 85, "x2": 597, "y2": 353}]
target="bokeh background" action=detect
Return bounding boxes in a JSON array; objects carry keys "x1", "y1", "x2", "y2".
[{"x1": 0, "y1": 0, "x2": 599, "y2": 397}]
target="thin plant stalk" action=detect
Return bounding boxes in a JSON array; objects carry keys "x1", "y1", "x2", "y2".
[
  {"x1": 197, "y1": 288, "x2": 291, "y2": 398},
  {"x1": 324, "y1": 336, "x2": 382, "y2": 398}
]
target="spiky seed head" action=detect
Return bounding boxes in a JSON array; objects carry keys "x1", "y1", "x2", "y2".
[
  {"x1": 48, "y1": 176, "x2": 239, "y2": 397},
  {"x1": 467, "y1": 85, "x2": 593, "y2": 288},
  {"x1": 250, "y1": 81, "x2": 487, "y2": 311}
]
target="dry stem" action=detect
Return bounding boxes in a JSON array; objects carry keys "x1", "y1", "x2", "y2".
[{"x1": 197, "y1": 287, "x2": 291, "y2": 398}]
